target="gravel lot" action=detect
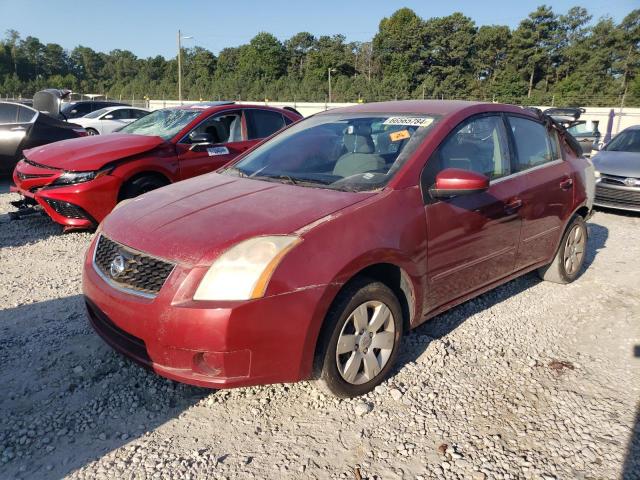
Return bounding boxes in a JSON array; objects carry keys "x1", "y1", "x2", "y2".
[{"x1": 0, "y1": 180, "x2": 639, "y2": 480}]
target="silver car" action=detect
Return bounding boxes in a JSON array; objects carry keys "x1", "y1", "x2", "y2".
[{"x1": 592, "y1": 125, "x2": 640, "y2": 212}]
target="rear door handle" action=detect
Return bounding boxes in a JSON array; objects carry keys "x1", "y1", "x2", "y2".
[
  {"x1": 10, "y1": 126, "x2": 26, "y2": 131},
  {"x1": 504, "y1": 198, "x2": 523, "y2": 213},
  {"x1": 560, "y1": 177, "x2": 573, "y2": 190}
]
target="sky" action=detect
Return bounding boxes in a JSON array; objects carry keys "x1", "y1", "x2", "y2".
[{"x1": 0, "y1": 0, "x2": 637, "y2": 59}]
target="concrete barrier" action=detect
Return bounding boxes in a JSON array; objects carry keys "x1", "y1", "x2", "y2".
[{"x1": 147, "y1": 100, "x2": 640, "y2": 137}]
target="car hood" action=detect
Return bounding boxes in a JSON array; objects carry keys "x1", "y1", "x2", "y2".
[
  {"x1": 23, "y1": 133, "x2": 165, "y2": 171},
  {"x1": 592, "y1": 150, "x2": 640, "y2": 178},
  {"x1": 102, "y1": 173, "x2": 375, "y2": 266}
]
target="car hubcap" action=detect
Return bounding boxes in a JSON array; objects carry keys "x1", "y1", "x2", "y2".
[
  {"x1": 564, "y1": 224, "x2": 585, "y2": 275},
  {"x1": 335, "y1": 300, "x2": 395, "y2": 385}
]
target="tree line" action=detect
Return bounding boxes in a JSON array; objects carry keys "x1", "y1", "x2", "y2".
[{"x1": 1, "y1": 5, "x2": 639, "y2": 107}]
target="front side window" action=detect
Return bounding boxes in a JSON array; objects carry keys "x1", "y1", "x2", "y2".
[
  {"x1": 246, "y1": 109, "x2": 286, "y2": 140},
  {"x1": 425, "y1": 115, "x2": 512, "y2": 184},
  {"x1": 604, "y1": 129, "x2": 640, "y2": 153},
  {"x1": 508, "y1": 116, "x2": 555, "y2": 172},
  {"x1": 183, "y1": 111, "x2": 243, "y2": 144},
  {"x1": 222, "y1": 113, "x2": 439, "y2": 192},
  {"x1": 119, "y1": 108, "x2": 201, "y2": 140}
]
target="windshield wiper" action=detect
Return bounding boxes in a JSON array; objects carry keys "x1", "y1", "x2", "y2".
[
  {"x1": 224, "y1": 166, "x2": 248, "y2": 178},
  {"x1": 252, "y1": 173, "x2": 299, "y2": 185}
]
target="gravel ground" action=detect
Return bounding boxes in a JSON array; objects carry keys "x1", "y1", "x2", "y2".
[{"x1": 1, "y1": 181, "x2": 639, "y2": 480}]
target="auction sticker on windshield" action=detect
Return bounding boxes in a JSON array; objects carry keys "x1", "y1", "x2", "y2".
[{"x1": 383, "y1": 117, "x2": 433, "y2": 127}]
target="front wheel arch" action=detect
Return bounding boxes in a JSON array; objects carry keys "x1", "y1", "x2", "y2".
[{"x1": 117, "y1": 171, "x2": 171, "y2": 202}]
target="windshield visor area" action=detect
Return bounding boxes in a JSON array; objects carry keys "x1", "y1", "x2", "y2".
[{"x1": 222, "y1": 113, "x2": 439, "y2": 191}]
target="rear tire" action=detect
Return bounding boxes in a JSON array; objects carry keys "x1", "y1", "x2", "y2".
[
  {"x1": 119, "y1": 175, "x2": 169, "y2": 202},
  {"x1": 314, "y1": 277, "x2": 403, "y2": 398},
  {"x1": 537, "y1": 215, "x2": 587, "y2": 284}
]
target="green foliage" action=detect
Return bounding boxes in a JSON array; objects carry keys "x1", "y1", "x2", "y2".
[{"x1": 0, "y1": 6, "x2": 638, "y2": 106}]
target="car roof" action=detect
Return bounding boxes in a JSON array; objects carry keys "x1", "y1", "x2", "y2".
[
  {"x1": 169, "y1": 101, "x2": 295, "y2": 115},
  {"x1": 321, "y1": 100, "x2": 529, "y2": 117},
  {"x1": 99, "y1": 105, "x2": 147, "y2": 112}
]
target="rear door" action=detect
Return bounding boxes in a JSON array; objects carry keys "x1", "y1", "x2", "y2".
[
  {"x1": 422, "y1": 114, "x2": 524, "y2": 310},
  {"x1": 0, "y1": 104, "x2": 36, "y2": 174},
  {"x1": 176, "y1": 109, "x2": 252, "y2": 180},
  {"x1": 505, "y1": 115, "x2": 574, "y2": 269}
]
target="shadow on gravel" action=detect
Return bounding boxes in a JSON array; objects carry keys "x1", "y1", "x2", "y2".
[
  {"x1": 622, "y1": 346, "x2": 640, "y2": 479},
  {"x1": 0, "y1": 294, "x2": 211, "y2": 479},
  {"x1": 396, "y1": 219, "x2": 609, "y2": 370}
]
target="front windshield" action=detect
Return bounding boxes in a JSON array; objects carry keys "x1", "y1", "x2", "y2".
[
  {"x1": 604, "y1": 130, "x2": 640, "y2": 153},
  {"x1": 221, "y1": 113, "x2": 439, "y2": 192},
  {"x1": 119, "y1": 108, "x2": 201, "y2": 140},
  {"x1": 84, "y1": 107, "x2": 110, "y2": 119}
]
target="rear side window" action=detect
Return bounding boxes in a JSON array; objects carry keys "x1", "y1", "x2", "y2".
[
  {"x1": 0, "y1": 103, "x2": 19, "y2": 124},
  {"x1": 17, "y1": 106, "x2": 36, "y2": 123},
  {"x1": 508, "y1": 116, "x2": 555, "y2": 172},
  {"x1": 425, "y1": 115, "x2": 512, "y2": 183},
  {"x1": 246, "y1": 109, "x2": 286, "y2": 140}
]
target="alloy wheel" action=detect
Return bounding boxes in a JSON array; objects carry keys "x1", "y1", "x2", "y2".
[
  {"x1": 335, "y1": 300, "x2": 395, "y2": 385},
  {"x1": 564, "y1": 223, "x2": 586, "y2": 275}
]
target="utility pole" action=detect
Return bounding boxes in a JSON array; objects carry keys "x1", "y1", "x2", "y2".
[
  {"x1": 177, "y1": 30, "x2": 193, "y2": 104},
  {"x1": 328, "y1": 68, "x2": 336, "y2": 103},
  {"x1": 177, "y1": 30, "x2": 182, "y2": 104}
]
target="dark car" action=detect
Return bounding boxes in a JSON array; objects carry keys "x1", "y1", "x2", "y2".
[
  {"x1": 12, "y1": 102, "x2": 302, "y2": 229},
  {"x1": 83, "y1": 100, "x2": 594, "y2": 397},
  {"x1": 592, "y1": 125, "x2": 640, "y2": 212},
  {"x1": 0, "y1": 101, "x2": 87, "y2": 175},
  {"x1": 60, "y1": 100, "x2": 129, "y2": 119}
]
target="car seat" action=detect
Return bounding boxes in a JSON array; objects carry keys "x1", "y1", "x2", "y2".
[{"x1": 333, "y1": 125, "x2": 385, "y2": 177}]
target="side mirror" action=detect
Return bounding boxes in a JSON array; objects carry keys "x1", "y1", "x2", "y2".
[
  {"x1": 103, "y1": 114, "x2": 114, "y2": 120},
  {"x1": 430, "y1": 168, "x2": 489, "y2": 199},
  {"x1": 188, "y1": 132, "x2": 214, "y2": 151}
]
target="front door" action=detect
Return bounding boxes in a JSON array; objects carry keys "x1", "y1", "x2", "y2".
[
  {"x1": 176, "y1": 110, "x2": 256, "y2": 180},
  {"x1": 422, "y1": 114, "x2": 524, "y2": 311},
  {"x1": 505, "y1": 115, "x2": 574, "y2": 269}
]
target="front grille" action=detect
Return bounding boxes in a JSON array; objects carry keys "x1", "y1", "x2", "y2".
[
  {"x1": 93, "y1": 235, "x2": 175, "y2": 297},
  {"x1": 17, "y1": 171, "x2": 53, "y2": 180},
  {"x1": 44, "y1": 199, "x2": 90, "y2": 219},
  {"x1": 600, "y1": 173, "x2": 628, "y2": 187},
  {"x1": 85, "y1": 298, "x2": 151, "y2": 364},
  {"x1": 23, "y1": 158, "x2": 62, "y2": 170},
  {"x1": 595, "y1": 185, "x2": 640, "y2": 207}
]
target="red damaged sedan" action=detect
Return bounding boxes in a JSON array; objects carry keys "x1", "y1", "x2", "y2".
[
  {"x1": 11, "y1": 102, "x2": 301, "y2": 230},
  {"x1": 83, "y1": 100, "x2": 594, "y2": 397}
]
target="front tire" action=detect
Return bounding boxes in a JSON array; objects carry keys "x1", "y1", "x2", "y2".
[
  {"x1": 537, "y1": 215, "x2": 587, "y2": 284},
  {"x1": 315, "y1": 278, "x2": 403, "y2": 398},
  {"x1": 118, "y1": 175, "x2": 169, "y2": 202},
  {"x1": 86, "y1": 128, "x2": 99, "y2": 136}
]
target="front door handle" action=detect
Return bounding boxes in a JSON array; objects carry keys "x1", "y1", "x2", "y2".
[
  {"x1": 504, "y1": 198, "x2": 523, "y2": 213},
  {"x1": 560, "y1": 177, "x2": 573, "y2": 190}
]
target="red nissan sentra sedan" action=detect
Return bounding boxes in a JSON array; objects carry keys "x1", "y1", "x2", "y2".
[
  {"x1": 83, "y1": 100, "x2": 595, "y2": 397},
  {"x1": 11, "y1": 102, "x2": 301, "y2": 230}
]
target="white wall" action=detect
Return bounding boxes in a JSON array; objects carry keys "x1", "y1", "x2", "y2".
[{"x1": 147, "y1": 99, "x2": 640, "y2": 137}]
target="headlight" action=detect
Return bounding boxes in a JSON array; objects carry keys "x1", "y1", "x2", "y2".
[
  {"x1": 594, "y1": 170, "x2": 601, "y2": 178},
  {"x1": 52, "y1": 168, "x2": 111, "y2": 186},
  {"x1": 193, "y1": 236, "x2": 301, "y2": 301}
]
